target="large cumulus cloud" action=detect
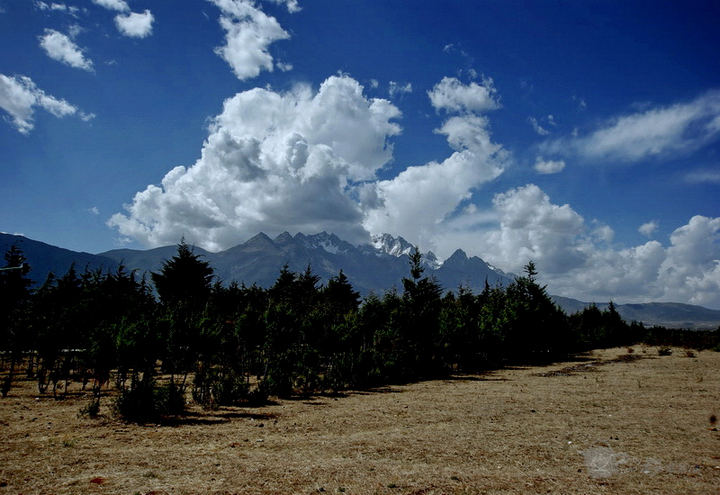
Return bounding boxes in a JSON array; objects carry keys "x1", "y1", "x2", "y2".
[
  {"x1": 468, "y1": 184, "x2": 720, "y2": 308},
  {"x1": 108, "y1": 64, "x2": 720, "y2": 308},
  {"x1": 109, "y1": 75, "x2": 402, "y2": 250},
  {"x1": 110, "y1": 75, "x2": 510, "y2": 252},
  {"x1": 362, "y1": 77, "x2": 508, "y2": 245}
]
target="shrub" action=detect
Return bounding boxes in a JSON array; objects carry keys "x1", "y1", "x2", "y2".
[
  {"x1": 156, "y1": 382, "x2": 186, "y2": 415},
  {"x1": 193, "y1": 370, "x2": 250, "y2": 409},
  {"x1": 214, "y1": 376, "x2": 250, "y2": 406},
  {"x1": 78, "y1": 397, "x2": 101, "y2": 419},
  {"x1": 113, "y1": 381, "x2": 185, "y2": 423},
  {"x1": 113, "y1": 383, "x2": 159, "y2": 423}
]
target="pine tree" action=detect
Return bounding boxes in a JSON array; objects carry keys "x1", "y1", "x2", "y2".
[
  {"x1": 400, "y1": 247, "x2": 443, "y2": 378},
  {"x1": 503, "y1": 261, "x2": 569, "y2": 363},
  {"x1": 0, "y1": 244, "x2": 33, "y2": 396},
  {"x1": 152, "y1": 238, "x2": 214, "y2": 309}
]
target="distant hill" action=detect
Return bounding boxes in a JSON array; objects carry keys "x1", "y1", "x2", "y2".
[
  {"x1": 3, "y1": 231, "x2": 719, "y2": 329},
  {"x1": 552, "y1": 296, "x2": 720, "y2": 330},
  {"x1": 0, "y1": 233, "x2": 118, "y2": 285}
]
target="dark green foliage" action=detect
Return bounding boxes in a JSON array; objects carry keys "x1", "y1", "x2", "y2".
[
  {"x1": 0, "y1": 244, "x2": 34, "y2": 396},
  {"x1": 569, "y1": 301, "x2": 641, "y2": 352},
  {"x1": 500, "y1": 262, "x2": 570, "y2": 363},
  {"x1": 642, "y1": 325, "x2": 720, "y2": 350},
  {"x1": 151, "y1": 238, "x2": 214, "y2": 309},
  {"x1": 113, "y1": 379, "x2": 186, "y2": 423},
  {"x1": 6, "y1": 241, "x2": 659, "y2": 420},
  {"x1": 400, "y1": 248, "x2": 444, "y2": 378},
  {"x1": 113, "y1": 380, "x2": 158, "y2": 423}
]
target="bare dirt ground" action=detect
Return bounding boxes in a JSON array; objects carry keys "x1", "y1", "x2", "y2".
[{"x1": 1, "y1": 345, "x2": 719, "y2": 495}]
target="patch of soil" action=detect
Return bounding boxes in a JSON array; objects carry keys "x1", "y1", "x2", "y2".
[
  {"x1": 1, "y1": 345, "x2": 719, "y2": 494},
  {"x1": 536, "y1": 351, "x2": 645, "y2": 376}
]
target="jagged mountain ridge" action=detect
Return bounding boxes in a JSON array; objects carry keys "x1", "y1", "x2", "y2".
[{"x1": 99, "y1": 231, "x2": 512, "y2": 294}]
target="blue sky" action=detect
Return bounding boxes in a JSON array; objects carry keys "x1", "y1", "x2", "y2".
[{"x1": 1, "y1": 0, "x2": 720, "y2": 308}]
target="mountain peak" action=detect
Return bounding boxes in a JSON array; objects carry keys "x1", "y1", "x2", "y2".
[
  {"x1": 447, "y1": 249, "x2": 468, "y2": 262},
  {"x1": 235, "y1": 232, "x2": 275, "y2": 252},
  {"x1": 274, "y1": 231, "x2": 294, "y2": 244},
  {"x1": 424, "y1": 251, "x2": 442, "y2": 270},
  {"x1": 302, "y1": 232, "x2": 352, "y2": 255},
  {"x1": 371, "y1": 233, "x2": 415, "y2": 257}
]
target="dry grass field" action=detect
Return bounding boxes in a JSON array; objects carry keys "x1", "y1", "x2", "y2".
[{"x1": 1, "y1": 345, "x2": 719, "y2": 495}]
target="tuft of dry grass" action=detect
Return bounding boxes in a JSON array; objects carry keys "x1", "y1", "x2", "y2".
[{"x1": 1, "y1": 346, "x2": 719, "y2": 494}]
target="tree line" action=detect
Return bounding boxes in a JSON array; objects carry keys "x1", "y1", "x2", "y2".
[{"x1": 0, "y1": 239, "x2": 710, "y2": 421}]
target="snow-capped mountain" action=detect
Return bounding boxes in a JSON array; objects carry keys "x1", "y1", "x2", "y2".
[
  {"x1": 370, "y1": 233, "x2": 442, "y2": 269},
  {"x1": 296, "y1": 232, "x2": 354, "y2": 255},
  {"x1": 371, "y1": 233, "x2": 416, "y2": 257},
  {"x1": 98, "y1": 231, "x2": 512, "y2": 295}
]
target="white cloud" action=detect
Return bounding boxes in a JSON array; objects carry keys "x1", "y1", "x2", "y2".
[
  {"x1": 115, "y1": 10, "x2": 154, "y2": 38},
  {"x1": 209, "y1": 0, "x2": 291, "y2": 80},
  {"x1": 363, "y1": 78, "x2": 508, "y2": 246},
  {"x1": 591, "y1": 222, "x2": 614, "y2": 243},
  {"x1": 684, "y1": 168, "x2": 720, "y2": 184},
  {"x1": 477, "y1": 184, "x2": 587, "y2": 274},
  {"x1": 460, "y1": 184, "x2": 720, "y2": 308},
  {"x1": 37, "y1": 2, "x2": 69, "y2": 12},
  {"x1": 544, "y1": 90, "x2": 720, "y2": 163},
  {"x1": 266, "y1": 0, "x2": 301, "y2": 13},
  {"x1": 639, "y1": 220, "x2": 658, "y2": 237},
  {"x1": 68, "y1": 24, "x2": 83, "y2": 38},
  {"x1": 534, "y1": 156, "x2": 565, "y2": 174},
  {"x1": 90, "y1": 0, "x2": 153, "y2": 37},
  {"x1": 656, "y1": 216, "x2": 720, "y2": 307},
  {"x1": 528, "y1": 116, "x2": 549, "y2": 136},
  {"x1": 389, "y1": 81, "x2": 412, "y2": 98},
  {"x1": 92, "y1": 0, "x2": 129, "y2": 12},
  {"x1": 109, "y1": 75, "x2": 402, "y2": 250},
  {"x1": 362, "y1": 143, "x2": 505, "y2": 246},
  {"x1": 574, "y1": 96, "x2": 587, "y2": 111},
  {"x1": 0, "y1": 74, "x2": 82, "y2": 133},
  {"x1": 110, "y1": 74, "x2": 510, "y2": 261},
  {"x1": 39, "y1": 29, "x2": 94, "y2": 72},
  {"x1": 105, "y1": 66, "x2": 720, "y2": 308},
  {"x1": 428, "y1": 76, "x2": 499, "y2": 113}
]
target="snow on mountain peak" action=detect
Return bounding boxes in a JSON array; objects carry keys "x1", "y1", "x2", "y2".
[
  {"x1": 370, "y1": 233, "x2": 415, "y2": 257},
  {"x1": 370, "y1": 233, "x2": 443, "y2": 268},
  {"x1": 300, "y1": 232, "x2": 351, "y2": 255},
  {"x1": 424, "y1": 251, "x2": 443, "y2": 270}
]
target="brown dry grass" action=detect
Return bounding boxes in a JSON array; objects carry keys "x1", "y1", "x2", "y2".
[{"x1": 1, "y1": 346, "x2": 719, "y2": 495}]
